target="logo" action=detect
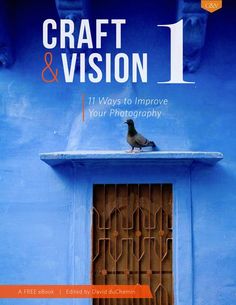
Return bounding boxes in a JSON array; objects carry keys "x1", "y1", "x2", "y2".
[{"x1": 201, "y1": 0, "x2": 222, "y2": 13}]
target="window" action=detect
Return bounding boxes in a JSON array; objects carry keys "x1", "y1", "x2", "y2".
[{"x1": 92, "y1": 184, "x2": 173, "y2": 305}]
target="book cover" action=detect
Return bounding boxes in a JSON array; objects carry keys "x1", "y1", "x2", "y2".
[{"x1": 0, "y1": 0, "x2": 235, "y2": 305}]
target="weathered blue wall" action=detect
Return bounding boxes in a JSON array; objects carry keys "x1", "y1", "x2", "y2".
[{"x1": 0, "y1": 0, "x2": 236, "y2": 305}]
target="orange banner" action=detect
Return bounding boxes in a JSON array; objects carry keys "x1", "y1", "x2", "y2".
[
  {"x1": 0, "y1": 285, "x2": 152, "y2": 299},
  {"x1": 201, "y1": 0, "x2": 222, "y2": 13}
]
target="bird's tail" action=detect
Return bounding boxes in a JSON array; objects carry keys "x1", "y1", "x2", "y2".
[
  {"x1": 149, "y1": 141, "x2": 156, "y2": 147},
  {"x1": 149, "y1": 141, "x2": 159, "y2": 151}
]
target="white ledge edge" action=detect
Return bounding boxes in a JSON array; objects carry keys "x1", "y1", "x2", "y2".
[{"x1": 40, "y1": 150, "x2": 223, "y2": 166}]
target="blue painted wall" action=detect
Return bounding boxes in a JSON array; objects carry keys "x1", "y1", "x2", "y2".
[{"x1": 0, "y1": 0, "x2": 236, "y2": 305}]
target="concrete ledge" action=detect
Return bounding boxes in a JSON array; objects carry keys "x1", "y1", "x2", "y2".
[{"x1": 40, "y1": 150, "x2": 223, "y2": 166}]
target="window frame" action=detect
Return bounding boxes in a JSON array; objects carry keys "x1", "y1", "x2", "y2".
[{"x1": 70, "y1": 163, "x2": 193, "y2": 305}]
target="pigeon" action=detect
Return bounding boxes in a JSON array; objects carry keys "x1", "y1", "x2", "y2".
[{"x1": 124, "y1": 119, "x2": 157, "y2": 152}]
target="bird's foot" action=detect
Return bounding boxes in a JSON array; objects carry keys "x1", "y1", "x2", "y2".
[{"x1": 126, "y1": 149, "x2": 135, "y2": 153}]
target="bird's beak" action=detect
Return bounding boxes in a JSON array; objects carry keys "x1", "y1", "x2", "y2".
[{"x1": 124, "y1": 121, "x2": 127, "y2": 124}]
